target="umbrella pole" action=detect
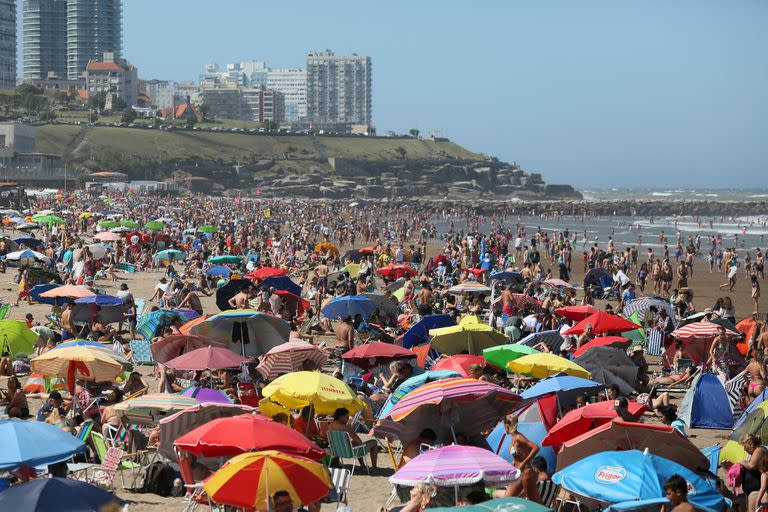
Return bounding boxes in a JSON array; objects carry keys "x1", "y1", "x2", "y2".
[
  {"x1": 450, "y1": 424, "x2": 457, "y2": 444},
  {"x1": 454, "y1": 484, "x2": 459, "y2": 506},
  {"x1": 306, "y1": 403, "x2": 313, "y2": 437}
]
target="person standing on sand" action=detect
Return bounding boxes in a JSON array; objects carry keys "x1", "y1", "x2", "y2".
[
  {"x1": 721, "y1": 260, "x2": 739, "y2": 292},
  {"x1": 752, "y1": 273, "x2": 761, "y2": 315}
]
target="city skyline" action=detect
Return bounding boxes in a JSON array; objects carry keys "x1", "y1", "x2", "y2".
[{"x1": 12, "y1": 1, "x2": 768, "y2": 187}]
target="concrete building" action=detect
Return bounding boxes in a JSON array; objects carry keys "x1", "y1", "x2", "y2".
[
  {"x1": 85, "y1": 52, "x2": 137, "y2": 107},
  {"x1": 241, "y1": 88, "x2": 284, "y2": 124},
  {"x1": 66, "y1": 0, "x2": 122, "y2": 80},
  {"x1": 241, "y1": 60, "x2": 267, "y2": 88},
  {"x1": 22, "y1": 0, "x2": 67, "y2": 80},
  {"x1": 0, "y1": 122, "x2": 72, "y2": 187},
  {"x1": 175, "y1": 80, "x2": 200, "y2": 104},
  {"x1": 266, "y1": 67, "x2": 306, "y2": 122},
  {"x1": 201, "y1": 84, "x2": 284, "y2": 124},
  {"x1": 141, "y1": 79, "x2": 175, "y2": 110},
  {"x1": 199, "y1": 84, "x2": 244, "y2": 121},
  {"x1": 0, "y1": 0, "x2": 16, "y2": 89},
  {"x1": 306, "y1": 50, "x2": 372, "y2": 130}
]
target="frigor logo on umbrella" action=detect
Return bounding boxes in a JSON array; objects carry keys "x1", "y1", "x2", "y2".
[{"x1": 595, "y1": 465, "x2": 627, "y2": 484}]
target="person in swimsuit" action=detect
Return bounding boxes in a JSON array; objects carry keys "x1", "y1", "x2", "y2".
[
  {"x1": 494, "y1": 414, "x2": 540, "y2": 501},
  {"x1": 1, "y1": 376, "x2": 29, "y2": 418},
  {"x1": 746, "y1": 356, "x2": 766, "y2": 404},
  {"x1": 742, "y1": 435, "x2": 766, "y2": 499}
]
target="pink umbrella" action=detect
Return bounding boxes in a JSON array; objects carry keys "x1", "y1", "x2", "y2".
[
  {"x1": 150, "y1": 334, "x2": 228, "y2": 364},
  {"x1": 256, "y1": 341, "x2": 328, "y2": 380},
  {"x1": 94, "y1": 232, "x2": 121, "y2": 242},
  {"x1": 389, "y1": 444, "x2": 519, "y2": 486},
  {"x1": 165, "y1": 346, "x2": 250, "y2": 370}
]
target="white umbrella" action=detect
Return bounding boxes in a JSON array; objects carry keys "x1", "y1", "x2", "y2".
[{"x1": 5, "y1": 249, "x2": 50, "y2": 265}]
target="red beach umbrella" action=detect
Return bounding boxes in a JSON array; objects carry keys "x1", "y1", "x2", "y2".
[{"x1": 563, "y1": 312, "x2": 641, "y2": 336}]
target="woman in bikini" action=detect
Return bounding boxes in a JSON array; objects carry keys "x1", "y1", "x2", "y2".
[{"x1": 494, "y1": 414, "x2": 540, "y2": 501}]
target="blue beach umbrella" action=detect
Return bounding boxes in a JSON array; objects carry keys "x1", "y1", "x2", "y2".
[
  {"x1": 206, "y1": 265, "x2": 232, "y2": 277},
  {"x1": 136, "y1": 309, "x2": 187, "y2": 340},
  {"x1": 552, "y1": 450, "x2": 725, "y2": 510},
  {"x1": 258, "y1": 276, "x2": 301, "y2": 296},
  {"x1": 321, "y1": 295, "x2": 377, "y2": 320},
  {"x1": 401, "y1": 314, "x2": 456, "y2": 349},
  {"x1": 74, "y1": 294, "x2": 124, "y2": 306},
  {"x1": 521, "y1": 375, "x2": 605, "y2": 401},
  {"x1": 0, "y1": 420, "x2": 86, "y2": 470},
  {"x1": 0, "y1": 477, "x2": 125, "y2": 511},
  {"x1": 12, "y1": 236, "x2": 43, "y2": 249}
]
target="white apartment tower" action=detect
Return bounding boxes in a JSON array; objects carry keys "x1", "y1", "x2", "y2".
[{"x1": 306, "y1": 49, "x2": 371, "y2": 130}]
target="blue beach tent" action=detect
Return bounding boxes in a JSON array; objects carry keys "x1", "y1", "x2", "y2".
[{"x1": 678, "y1": 372, "x2": 734, "y2": 429}]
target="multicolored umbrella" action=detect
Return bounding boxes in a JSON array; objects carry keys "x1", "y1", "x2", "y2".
[
  {"x1": 428, "y1": 323, "x2": 508, "y2": 355},
  {"x1": 136, "y1": 309, "x2": 187, "y2": 340},
  {"x1": 51, "y1": 339, "x2": 129, "y2": 364},
  {"x1": 0, "y1": 320, "x2": 40, "y2": 357},
  {"x1": 622, "y1": 297, "x2": 676, "y2": 325},
  {"x1": 256, "y1": 341, "x2": 328, "y2": 380},
  {"x1": 374, "y1": 377, "x2": 521, "y2": 443},
  {"x1": 165, "y1": 346, "x2": 250, "y2": 370},
  {"x1": 262, "y1": 371, "x2": 365, "y2": 415},
  {"x1": 507, "y1": 353, "x2": 591, "y2": 379},
  {"x1": 31, "y1": 346, "x2": 123, "y2": 394},
  {"x1": 342, "y1": 342, "x2": 415, "y2": 370},
  {"x1": 174, "y1": 413, "x2": 325, "y2": 459},
  {"x1": 114, "y1": 393, "x2": 200, "y2": 426},
  {"x1": 203, "y1": 451, "x2": 331, "y2": 511},
  {"x1": 189, "y1": 310, "x2": 290, "y2": 357},
  {"x1": 377, "y1": 370, "x2": 461, "y2": 420},
  {"x1": 389, "y1": 444, "x2": 519, "y2": 486}
]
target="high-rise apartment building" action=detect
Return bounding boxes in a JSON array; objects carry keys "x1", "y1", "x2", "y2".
[
  {"x1": 266, "y1": 68, "x2": 306, "y2": 123},
  {"x1": 66, "y1": 0, "x2": 122, "y2": 80},
  {"x1": 0, "y1": 0, "x2": 16, "y2": 88},
  {"x1": 22, "y1": 0, "x2": 67, "y2": 80},
  {"x1": 306, "y1": 50, "x2": 371, "y2": 130}
]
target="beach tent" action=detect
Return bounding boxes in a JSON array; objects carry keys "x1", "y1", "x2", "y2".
[
  {"x1": 583, "y1": 267, "x2": 612, "y2": 290},
  {"x1": 574, "y1": 346, "x2": 638, "y2": 396},
  {"x1": 720, "y1": 400, "x2": 768, "y2": 464},
  {"x1": 678, "y1": 372, "x2": 734, "y2": 429}
]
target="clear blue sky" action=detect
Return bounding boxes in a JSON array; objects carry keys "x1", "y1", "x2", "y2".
[{"x1": 23, "y1": 1, "x2": 768, "y2": 188}]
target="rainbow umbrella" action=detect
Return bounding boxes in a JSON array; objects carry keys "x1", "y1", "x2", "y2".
[
  {"x1": 203, "y1": 451, "x2": 331, "y2": 510},
  {"x1": 52, "y1": 339, "x2": 129, "y2": 364},
  {"x1": 189, "y1": 310, "x2": 290, "y2": 357}
]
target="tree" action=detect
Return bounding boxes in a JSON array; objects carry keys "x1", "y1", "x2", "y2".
[
  {"x1": 111, "y1": 97, "x2": 127, "y2": 111},
  {"x1": 409, "y1": 128, "x2": 420, "y2": 139},
  {"x1": 120, "y1": 108, "x2": 137, "y2": 124},
  {"x1": 396, "y1": 146, "x2": 407, "y2": 159},
  {"x1": 38, "y1": 110, "x2": 56, "y2": 122},
  {"x1": 87, "y1": 91, "x2": 107, "y2": 112}
]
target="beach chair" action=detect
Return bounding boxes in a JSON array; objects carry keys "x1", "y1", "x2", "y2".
[
  {"x1": 130, "y1": 339, "x2": 154, "y2": 365},
  {"x1": 327, "y1": 429, "x2": 370, "y2": 477},
  {"x1": 90, "y1": 432, "x2": 141, "y2": 488},
  {"x1": 237, "y1": 381, "x2": 260, "y2": 407},
  {"x1": 326, "y1": 468, "x2": 351, "y2": 505},
  {"x1": 0, "y1": 303, "x2": 9, "y2": 320},
  {"x1": 537, "y1": 480, "x2": 559, "y2": 509},
  {"x1": 175, "y1": 447, "x2": 212, "y2": 512}
]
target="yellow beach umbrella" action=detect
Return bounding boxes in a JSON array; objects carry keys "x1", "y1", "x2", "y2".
[
  {"x1": 342, "y1": 263, "x2": 360, "y2": 278},
  {"x1": 507, "y1": 353, "x2": 591, "y2": 379},
  {"x1": 203, "y1": 451, "x2": 331, "y2": 510},
  {"x1": 428, "y1": 323, "x2": 508, "y2": 355},
  {"x1": 31, "y1": 346, "x2": 123, "y2": 393},
  {"x1": 261, "y1": 371, "x2": 364, "y2": 415}
]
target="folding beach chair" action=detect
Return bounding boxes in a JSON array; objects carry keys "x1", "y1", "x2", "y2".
[
  {"x1": 174, "y1": 446, "x2": 213, "y2": 512},
  {"x1": 326, "y1": 468, "x2": 351, "y2": 505},
  {"x1": 90, "y1": 432, "x2": 141, "y2": 488},
  {"x1": 327, "y1": 429, "x2": 370, "y2": 477},
  {"x1": 130, "y1": 339, "x2": 154, "y2": 365}
]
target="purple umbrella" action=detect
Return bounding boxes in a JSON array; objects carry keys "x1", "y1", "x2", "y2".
[
  {"x1": 389, "y1": 444, "x2": 519, "y2": 487},
  {"x1": 179, "y1": 386, "x2": 232, "y2": 404},
  {"x1": 173, "y1": 309, "x2": 201, "y2": 321}
]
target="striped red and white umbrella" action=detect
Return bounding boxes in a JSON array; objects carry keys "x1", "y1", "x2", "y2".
[
  {"x1": 672, "y1": 322, "x2": 736, "y2": 341},
  {"x1": 256, "y1": 341, "x2": 327, "y2": 380}
]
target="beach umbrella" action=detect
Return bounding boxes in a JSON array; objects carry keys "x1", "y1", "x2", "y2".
[
  {"x1": 671, "y1": 321, "x2": 737, "y2": 341},
  {"x1": 0, "y1": 477, "x2": 125, "y2": 512},
  {"x1": 574, "y1": 346, "x2": 638, "y2": 395},
  {"x1": 402, "y1": 314, "x2": 456, "y2": 349},
  {"x1": 431, "y1": 354, "x2": 486, "y2": 377},
  {"x1": 203, "y1": 451, "x2": 331, "y2": 510},
  {"x1": 190, "y1": 310, "x2": 290, "y2": 357},
  {"x1": 144, "y1": 221, "x2": 165, "y2": 231},
  {"x1": 29, "y1": 284, "x2": 67, "y2": 305},
  {"x1": 342, "y1": 249, "x2": 363, "y2": 263},
  {"x1": 256, "y1": 341, "x2": 328, "y2": 380},
  {"x1": 179, "y1": 314, "x2": 212, "y2": 335},
  {"x1": 114, "y1": 393, "x2": 200, "y2": 426},
  {"x1": 322, "y1": 295, "x2": 377, "y2": 320},
  {"x1": 520, "y1": 375, "x2": 604, "y2": 401},
  {"x1": 93, "y1": 231, "x2": 120, "y2": 242},
  {"x1": 360, "y1": 292, "x2": 398, "y2": 316},
  {"x1": 572, "y1": 336, "x2": 631, "y2": 358},
  {"x1": 489, "y1": 271, "x2": 525, "y2": 286},
  {"x1": 543, "y1": 278, "x2": 574, "y2": 288},
  {"x1": 315, "y1": 241, "x2": 338, "y2": 254},
  {"x1": 157, "y1": 403, "x2": 256, "y2": 459},
  {"x1": 390, "y1": 444, "x2": 519, "y2": 487},
  {"x1": 377, "y1": 263, "x2": 417, "y2": 280},
  {"x1": 155, "y1": 249, "x2": 187, "y2": 262},
  {"x1": 542, "y1": 400, "x2": 646, "y2": 447},
  {"x1": 51, "y1": 339, "x2": 129, "y2": 364},
  {"x1": 552, "y1": 450, "x2": 725, "y2": 510},
  {"x1": 623, "y1": 311, "x2": 649, "y2": 344},
  {"x1": 0, "y1": 320, "x2": 39, "y2": 357},
  {"x1": 31, "y1": 214, "x2": 64, "y2": 225},
  {"x1": 209, "y1": 254, "x2": 242, "y2": 264},
  {"x1": 447, "y1": 282, "x2": 492, "y2": 295},
  {"x1": 374, "y1": 377, "x2": 521, "y2": 443},
  {"x1": 150, "y1": 333, "x2": 227, "y2": 364},
  {"x1": 40, "y1": 284, "x2": 95, "y2": 299},
  {"x1": 258, "y1": 276, "x2": 302, "y2": 296},
  {"x1": 483, "y1": 344, "x2": 541, "y2": 369},
  {"x1": 555, "y1": 305, "x2": 598, "y2": 321},
  {"x1": 4, "y1": 249, "x2": 50, "y2": 265},
  {"x1": 120, "y1": 219, "x2": 140, "y2": 228},
  {"x1": 136, "y1": 309, "x2": 187, "y2": 340},
  {"x1": 179, "y1": 385, "x2": 232, "y2": 404},
  {"x1": 206, "y1": 264, "x2": 232, "y2": 277},
  {"x1": 174, "y1": 413, "x2": 325, "y2": 459},
  {"x1": 72, "y1": 296, "x2": 129, "y2": 324},
  {"x1": 563, "y1": 312, "x2": 642, "y2": 336},
  {"x1": 31, "y1": 346, "x2": 123, "y2": 394},
  {"x1": 342, "y1": 342, "x2": 415, "y2": 370},
  {"x1": 262, "y1": 371, "x2": 365, "y2": 415},
  {"x1": 98, "y1": 220, "x2": 120, "y2": 228},
  {"x1": 16, "y1": 222, "x2": 39, "y2": 230},
  {"x1": 0, "y1": 421, "x2": 86, "y2": 470},
  {"x1": 427, "y1": 498, "x2": 551, "y2": 512},
  {"x1": 244, "y1": 266, "x2": 287, "y2": 280},
  {"x1": 556, "y1": 420, "x2": 709, "y2": 472},
  {"x1": 429, "y1": 323, "x2": 508, "y2": 355},
  {"x1": 517, "y1": 330, "x2": 565, "y2": 352},
  {"x1": 274, "y1": 290, "x2": 310, "y2": 318},
  {"x1": 215, "y1": 278, "x2": 253, "y2": 311},
  {"x1": 623, "y1": 297, "x2": 676, "y2": 325},
  {"x1": 198, "y1": 224, "x2": 219, "y2": 233},
  {"x1": 165, "y1": 346, "x2": 250, "y2": 370},
  {"x1": 377, "y1": 370, "x2": 461, "y2": 420},
  {"x1": 501, "y1": 293, "x2": 542, "y2": 313},
  {"x1": 507, "y1": 353, "x2": 591, "y2": 379},
  {"x1": 110, "y1": 226, "x2": 131, "y2": 233},
  {"x1": 12, "y1": 236, "x2": 40, "y2": 249}
]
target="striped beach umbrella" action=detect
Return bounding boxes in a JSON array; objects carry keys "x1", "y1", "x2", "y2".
[
  {"x1": 672, "y1": 321, "x2": 737, "y2": 341},
  {"x1": 622, "y1": 297, "x2": 676, "y2": 325},
  {"x1": 518, "y1": 330, "x2": 565, "y2": 352},
  {"x1": 189, "y1": 310, "x2": 290, "y2": 357},
  {"x1": 256, "y1": 341, "x2": 327, "y2": 380},
  {"x1": 136, "y1": 309, "x2": 187, "y2": 340},
  {"x1": 114, "y1": 393, "x2": 200, "y2": 426},
  {"x1": 447, "y1": 282, "x2": 492, "y2": 295},
  {"x1": 52, "y1": 339, "x2": 129, "y2": 364},
  {"x1": 31, "y1": 346, "x2": 123, "y2": 394}
]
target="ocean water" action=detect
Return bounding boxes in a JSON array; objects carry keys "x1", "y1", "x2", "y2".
[{"x1": 579, "y1": 188, "x2": 768, "y2": 202}]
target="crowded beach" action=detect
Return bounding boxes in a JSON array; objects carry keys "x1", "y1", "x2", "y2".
[{"x1": 0, "y1": 193, "x2": 767, "y2": 512}]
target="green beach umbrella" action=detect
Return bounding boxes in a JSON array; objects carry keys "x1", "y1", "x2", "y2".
[
  {"x1": 483, "y1": 344, "x2": 541, "y2": 369},
  {"x1": 428, "y1": 498, "x2": 551, "y2": 512},
  {"x1": 155, "y1": 249, "x2": 187, "y2": 262},
  {"x1": 198, "y1": 225, "x2": 219, "y2": 234},
  {"x1": 144, "y1": 221, "x2": 165, "y2": 231},
  {"x1": 120, "y1": 220, "x2": 140, "y2": 228},
  {"x1": 622, "y1": 311, "x2": 648, "y2": 343},
  {"x1": 0, "y1": 320, "x2": 39, "y2": 357},
  {"x1": 32, "y1": 215, "x2": 65, "y2": 225},
  {"x1": 98, "y1": 220, "x2": 120, "y2": 228},
  {"x1": 208, "y1": 255, "x2": 242, "y2": 264}
]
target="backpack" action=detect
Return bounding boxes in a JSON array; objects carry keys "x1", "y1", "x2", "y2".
[{"x1": 141, "y1": 461, "x2": 175, "y2": 496}]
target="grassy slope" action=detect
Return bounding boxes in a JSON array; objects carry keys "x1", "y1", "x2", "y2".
[{"x1": 36, "y1": 125, "x2": 482, "y2": 162}]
